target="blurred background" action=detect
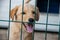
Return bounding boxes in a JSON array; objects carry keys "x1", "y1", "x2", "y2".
[
  {"x1": 0, "y1": 0, "x2": 59, "y2": 32},
  {"x1": 0, "y1": 0, "x2": 59, "y2": 40}
]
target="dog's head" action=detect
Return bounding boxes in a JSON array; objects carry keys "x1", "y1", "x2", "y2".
[{"x1": 10, "y1": 4, "x2": 40, "y2": 33}]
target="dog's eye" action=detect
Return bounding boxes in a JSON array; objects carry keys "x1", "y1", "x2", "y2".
[
  {"x1": 22, "y1": 12, "x2": 25, "y2": 15},
  {"x1": 32, "y1": 11, "x2": 35, "y2": 14}
]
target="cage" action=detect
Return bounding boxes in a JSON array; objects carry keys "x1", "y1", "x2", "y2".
[{"x1": 0, "y1": 0, "x2": 59, "y2": 40}]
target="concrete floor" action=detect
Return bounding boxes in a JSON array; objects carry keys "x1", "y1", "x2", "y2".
[{"x1": 0, "y1": 29, "x2": 58, "y2": 40}]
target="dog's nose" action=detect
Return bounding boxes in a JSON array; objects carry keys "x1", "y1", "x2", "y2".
[{"x1": 28, "y1": 18, "x2": 34, "y2": 22}]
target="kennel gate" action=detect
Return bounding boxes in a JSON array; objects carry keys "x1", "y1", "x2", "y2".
[{"x1": 0, "y1": 0, "x2": 60, "y2": 40}]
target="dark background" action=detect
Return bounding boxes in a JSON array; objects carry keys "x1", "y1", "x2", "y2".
[{"x1": 37, "y1": 0, "x2": 59, "y2": 13}]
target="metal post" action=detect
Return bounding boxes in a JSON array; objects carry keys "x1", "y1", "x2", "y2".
[{"x1": 45, "y1": 0, "x2": 49, "y2": 40}]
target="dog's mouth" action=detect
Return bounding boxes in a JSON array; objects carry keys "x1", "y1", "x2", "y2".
[{"x1": 23, "y1": 22, "x2": 33, "y2": 33}]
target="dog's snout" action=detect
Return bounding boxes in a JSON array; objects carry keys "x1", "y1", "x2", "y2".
[{"x1": 28, "y1": 18, "x2": 34, "y2": 22}]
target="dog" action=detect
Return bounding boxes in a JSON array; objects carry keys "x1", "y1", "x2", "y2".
[{"x1": 9, "y1": 0, "x2": 40, "y2": 40}]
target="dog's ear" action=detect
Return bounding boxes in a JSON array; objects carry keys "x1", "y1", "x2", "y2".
[
  {"x1": 24, "y1": 0, "x2": 31, "y2": 3},
  {"x1": 10, "y1": 6, "x2": 18, "y2": 20},
  {"x1": 36, "y1": 7, "x2": 40, "y2": 21}
]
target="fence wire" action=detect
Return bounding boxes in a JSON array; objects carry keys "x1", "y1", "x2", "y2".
[
  {"x1": 58, "y1": 4, "x2": 60, "y2": 40},
  {"x1": 8, "y1": 0, "x2": 11, "y2": 40},
  {"x1": 45, "y1": 0, "x2": 50, "y2": 40},
  {"x1": 0, "y1": 0, "x2": 59, "y2": 40}
]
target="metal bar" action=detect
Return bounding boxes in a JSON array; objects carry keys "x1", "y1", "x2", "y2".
[
  {"x1": 45, "y1": 0, "x2": 50, "y2": 40},
  {"x1": 58, "y1": 22, "x2": 60, "y2": 40},
  {"x1": 8, "y1": 0, "x2": 11, "y2": 40},
  {"x1": 32, "y1": 0, "x2": 37, "y2": 40},
  {"x1": 20, "y1": 0, "x2": 24, "y2": 40},
  {"x1": 58, "y1": 3, "x2": 60, "y2": 40},
  {"x1": 0, "y1": 20, "x2": 59, "y2": 26}
]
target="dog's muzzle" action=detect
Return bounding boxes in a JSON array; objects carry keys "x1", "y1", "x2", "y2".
[{"x1": 22, "y1": 18, "x2": 34, "y2": 33}]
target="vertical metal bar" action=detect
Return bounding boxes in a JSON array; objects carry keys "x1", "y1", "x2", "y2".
[
  {"x1": 58, "y1": 3, "x2": 60, "y2": 40},
  {"x1": 58, "y1": 21, "x2": 60, "y2": 40},
  {"x1": 20, "y1": 0, "x2": 24, "y2": 40},
  {"x1": 8, "y1": 0, "x2": 11, "y2": 40},
  {"x1": 32, "y1": 0, "x2": 37, "y2": 40},
  {"x1": 45, "y1": 0, "x2": 49, "y2": 40}
]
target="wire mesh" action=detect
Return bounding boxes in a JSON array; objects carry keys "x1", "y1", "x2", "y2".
[{"x1": 0, "y1": 0, "x2": 59, "y2": 40}]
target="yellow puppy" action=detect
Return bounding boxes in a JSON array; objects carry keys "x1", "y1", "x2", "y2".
[{"x1": 9, "y1": 0, "x2": 40, "y2": 40}]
